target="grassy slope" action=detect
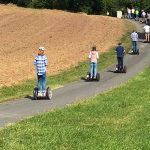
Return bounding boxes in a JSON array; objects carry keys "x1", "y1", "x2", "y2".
[
  {"x1": 0, "y1": 63, "x2": 150, "y2": 149},
  {"x1": 0, "y1": 20, "x2": 134, "y2": 103}
]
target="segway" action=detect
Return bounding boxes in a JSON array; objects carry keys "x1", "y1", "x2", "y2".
[
  {"x1": 115, "y1": 65, "x2": 127, "y2": 73},
  {"x1": 33, "y1": 87, "x2": 52, "y2": 100},
  {"x1": 132, "y1": 51, "x2": 139, "y2": 55},
  {"x1": 86, "y1": 71, "x2": 100, "y2": 81},
  {"x1": 131, "y1": 49, "x2": 139, "y2": 55}
]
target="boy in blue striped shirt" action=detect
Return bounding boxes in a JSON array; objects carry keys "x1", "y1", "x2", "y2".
[
  {"x1": 131, "y1": 30, "x2": 139, "y2": 53},
  {"x1": 34, "y1": 47, "x2": 48, "y2": 96}
]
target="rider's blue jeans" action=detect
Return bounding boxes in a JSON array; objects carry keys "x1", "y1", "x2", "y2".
[
  {"x1": 117, "y1": 57, "x2": 123, "y2": 70},
  {"x1": 37, "y1": 72, "x2": 46, "y2": 93},
  {"x1": 90, "y1": 62, "x2": 97, "y2": 78},
  {"x1": 132, "y1": 41, "x2": 138, "y2": 53}
]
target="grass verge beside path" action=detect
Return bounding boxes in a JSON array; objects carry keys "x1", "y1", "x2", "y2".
[
  {"x1": 1, "y1": 67, "x2": 150, "y2": 149},
  {"x1": 0, "y1": 20, "x2": 134, "y2": 103}
]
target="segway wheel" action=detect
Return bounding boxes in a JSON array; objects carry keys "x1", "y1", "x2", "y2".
[
  {"x1": 115, "y1": 65, "x2": 119, "y2": 72},
  {"x1": 86, "y1": 72, "x2": 90, "y2": 81},
  {"x1": 33, "y1": 87, "x2": 38, "y2": 100},
  {"x1": 123, "y1": 66, "x2": 127, "y2": 73},
  {"x1": 46, "y1": 87, "x2": 52, "y2": 100},
  {"x1": 96, "y1": 73, "x2": 100, "y2": 81}
]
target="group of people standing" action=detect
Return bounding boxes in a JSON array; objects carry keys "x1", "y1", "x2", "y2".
[
  {"x1": 127, "y1": 7, "x2": 150, "y2": 24},
  {"x1": 131, "y1": 30, "x2": 139, "y2": 53},
  {"x1": 127, "y1": 7, "x2": 140, "y2": 21},
  {"x1": 128, "y1": 7, "x2": 150, "y2": 46}
]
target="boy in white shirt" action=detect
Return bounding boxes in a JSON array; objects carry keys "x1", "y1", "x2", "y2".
[
  {"x1": 141, "y1": 10, "x2": 146, "y2": 23},
  {"x1": 144, "y1": 24, "x2": 150, "y2": 42}
]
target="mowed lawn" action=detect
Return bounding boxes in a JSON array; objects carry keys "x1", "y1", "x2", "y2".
[{"x1": 0, "y1": 66, "x2": 150, "y2": 150}]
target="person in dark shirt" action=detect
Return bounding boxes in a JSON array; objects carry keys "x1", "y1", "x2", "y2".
[{"x1": 116, "y1": 43, "x2": 125, "y2": 71}]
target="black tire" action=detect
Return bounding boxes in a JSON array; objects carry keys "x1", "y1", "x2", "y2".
[
  {"x1": 123, "y1": 66, "x2": 127, "y2": 73},
  {"x1": 86, "y1": 72, "x2": 90, "y2": 81},
  {"x1": 96, "y1": 73, "x2": 100, "y2": 81},
  {"x1": 46, "y1": 87, "x2": 52, "y2": 100},
  {"x1": 33, "y1": 87, "x2": 38, "y2": 100},
  {"x1": 115, "y1": 65, "x2": 118, "y2": 71}
]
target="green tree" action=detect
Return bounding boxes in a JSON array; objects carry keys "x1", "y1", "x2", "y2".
[
  {"x1": 16, "y1": 0, "x2": 31, "y2": 7},
  {"x1": 2, "y1": 0, "x2": 150, "y2": 15},
  {"x1": 141, "y1": 0, "x2": 150, "y2": 11}
]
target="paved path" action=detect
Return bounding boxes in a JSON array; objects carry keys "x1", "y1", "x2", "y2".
[{"x1": 0, "y1": 21, "x2": 150, "y2": 128}]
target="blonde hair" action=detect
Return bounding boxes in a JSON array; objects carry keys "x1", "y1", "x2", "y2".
[{"x1": 38, "y1": 50, "x2": 44, "y2": 55}]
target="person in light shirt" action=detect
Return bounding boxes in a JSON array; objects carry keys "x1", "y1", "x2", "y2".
[
  {"x1": 135, "y1": 9, "x2": 139, "y2": 21},
  {"x1": 144, "y1": 24, "x2": 150, "y2": 42},
  {"x1": 127, "y1": 7, "x2": 132, "y2": 19},
  {"x1": 141, "y1": 10, "x2": 146, "y2": 23},
  {"x1": 131, "y1": 30, "x2": 139, "y2": 53},
  {"x1": 89, "y1": 46, "x2": 99, "y2": 79},
  {"x1": 131, "y1": 8, "x2": 135, "y2": 19},
  {"x1": 34, "y1": 47, "x2": 48, "y2": 96}
]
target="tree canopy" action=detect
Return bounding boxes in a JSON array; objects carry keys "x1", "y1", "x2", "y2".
[{"x1": 1, "y1": 0, "x2": 150, "y2": 15}]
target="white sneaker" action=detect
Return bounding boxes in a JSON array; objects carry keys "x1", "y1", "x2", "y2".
[
  {"x1": 38, "y1": 92, "x2": 42, "y2": 97},
  {"x1": 42, "y1": 92, "x2": 46, "y2": 97}
]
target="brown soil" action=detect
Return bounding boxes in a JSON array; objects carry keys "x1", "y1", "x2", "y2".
[{"x1": 0, "y1": 4, "x2": 125, "y2": 87}]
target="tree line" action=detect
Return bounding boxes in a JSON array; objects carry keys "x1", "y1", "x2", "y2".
[{"x1": 0, "y1": 0, "x2": 150, "y2": 15}]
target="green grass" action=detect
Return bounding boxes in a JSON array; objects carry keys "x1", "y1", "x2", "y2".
[
  {"x1": 0, "y1": 20, "x2": 134, "y2": 103},
  {"x1": 0, "y1": 67, "x2": 150, "y2": 150}
]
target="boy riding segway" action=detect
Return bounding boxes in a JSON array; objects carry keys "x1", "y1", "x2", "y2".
[
  {"x1": 115, "y1": 43, "x2": 127, "y2": 73},
  {"x1": 33, "y1": 46, "x2": 52, "y2": 100},
  {"x1": 86, "y1": 45, "x2": 100, "y2": 81},
  {"x1": 131, "y1": 30, "x2": 139, "y2": 54}
]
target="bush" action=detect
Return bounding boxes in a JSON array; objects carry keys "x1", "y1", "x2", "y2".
[
  {"x1": 0, "y1": 0, "x2": 12, "y2": 4},
  {"x1": 52, "y1": 0, "x2": 68, "y2": 10},
  {"x1": 79, "y1": 6, "x2": 92, "y2": 14},
  {"x1": 16, "y1": 0, "x2": 31, "y2": 7},
  {"x1": 30, "y1": 0, "x2": 48, "y2": 8}
]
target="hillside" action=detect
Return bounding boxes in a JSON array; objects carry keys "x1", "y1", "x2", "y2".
[{"x1": 0, "y1": 4, "x2": 125, "y2": 87}]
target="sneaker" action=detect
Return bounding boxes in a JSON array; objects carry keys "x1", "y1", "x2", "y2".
[
  {"x1": 38, "y1": 92, "x2": 42, "y2": 97},
  {"x1": 42, "y1": 92, "x2": 46, "y2": 97}
]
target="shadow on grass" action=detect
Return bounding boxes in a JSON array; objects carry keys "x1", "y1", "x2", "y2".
[
  {"x1": 25, "y1": 95, "x2": 34, "y2": 100},
  {"x1": 107, "y1": 69, "x2": 116, "y2": 73},
  {"x1": 128, "y1": 52, "x2": 139, "y2": 55},
  {"x1": 81, "y1": 77, "x2": 87, "y2": 81},
  {"x1": 107, "y1": 69, "x2": 126, "y2": 74}
]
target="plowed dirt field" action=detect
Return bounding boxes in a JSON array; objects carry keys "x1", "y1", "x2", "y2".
[{"x1": 0, "y1": 4, "x2": 125, "y2": 87}]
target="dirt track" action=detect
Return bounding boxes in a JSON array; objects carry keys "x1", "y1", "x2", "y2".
[{"x1": 0, "y1": 4, "x2": 124, "y2": 87}]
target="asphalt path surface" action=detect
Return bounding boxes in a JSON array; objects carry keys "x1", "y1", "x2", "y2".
[{"x1": 0, "y1": 20, "x2": 150, "y2": 128}]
